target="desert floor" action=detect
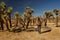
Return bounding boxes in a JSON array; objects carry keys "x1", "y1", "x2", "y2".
[{"x1": 0, "y1": 22, "x2": 60, "y2": 40}]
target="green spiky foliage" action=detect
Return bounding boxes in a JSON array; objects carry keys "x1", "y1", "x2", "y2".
[
  {"x1": 45, "y1": 11, "x2": 53, "y2": 18},
  {"x1": 0, "y1": 2, "x2": 6, "y2": 9},
  {"x1": 53, "y1": 9, "x2": 59, "y2": 15},
  {"x1": 25, "y1": 6, "x2": 34, "y2": 17}
]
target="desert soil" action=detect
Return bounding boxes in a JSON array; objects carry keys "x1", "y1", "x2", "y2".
[{"x1": 0, "y1": 22, "x2": 60, "y2": 40}]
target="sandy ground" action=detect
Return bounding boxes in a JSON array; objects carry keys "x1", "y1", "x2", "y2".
[{"x1": 0, "y1": 22, "x2": 60, "y2": 40}]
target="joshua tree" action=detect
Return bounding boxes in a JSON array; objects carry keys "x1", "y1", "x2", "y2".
[
  {"x1": 53, "y1": 9, "x2": 59, "y2": 27},
  {"x1": 0, "y1": 2, "x2": 6, "y2": 30},
  {"x1": 24, "y1": 6, "x2": 34, "y2": 29},
  {"x1": 14, "y1": 12, "x2": 20, "y2": 27},
  {"x1": 36, "y1": 17, "x2": 42, "y2": 33},
  {"x1": 30, "y1": 16, "x2": 34, "y2": 26},
  {"x1": 44, "y1": 11, "x2": 53, "y2": 28},
  {"x1": 7, "y1": 7, "x2": 13, "y2": 28},
  {"x1": 3, "y1": 10, "x2": 10, "y2": 31}
]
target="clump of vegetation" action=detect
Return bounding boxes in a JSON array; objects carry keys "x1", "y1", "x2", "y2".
[{"x1": 0, "y1": 2, "x2": 59, "y2": 33}]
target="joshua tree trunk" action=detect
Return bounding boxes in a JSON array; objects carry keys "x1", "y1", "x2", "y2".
[
  {"x1": 26, "y1": 19, "x2": 30, "y2": 29},
  {"x1": 7, "y1": 7, "x2": 13, "y2": 28},
  {"x1": 0, "y1": 18, "x2": 1, "y2": 28},
  {"x1": 0, "y1": 19, "x2": 4, "y2": 30},
  {"x1": 8, "y1": 13, "x2": 12, "y2": 28},
  {"x1": 0, "y1": 11, "x2": 4, "y2": 30},
  {"x1": 15, "y1": 18, "x2": 18, "y2": 27},
  {"x1": 14, "y1": 12, "x2": 20, "y2": 28},
  {"x1": 56, "y1": 15, "x2": 58, "y2": 27},
  {"x1": 38, "y1": 25, "x2": 41, "y2": 34},
  {"x1": 53, "y1": 9, "x2": 59, "y2": 27},
  {"x1": 44, "y1": 17, "x2": 47, "y2": 28},
  {"x1": 5, "y1": 18, "x2": 10, "y2": 31},
  {"x1": 0, "y1": 2, "x2": 7, "y2": 31}
]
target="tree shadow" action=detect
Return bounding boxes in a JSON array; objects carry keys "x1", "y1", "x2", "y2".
[
  {"x1": 10, "y1": 27, "x2": 22, "y2": 33},
  {"x1": 38, "y1": 27, "x2": 51, "y2": 34},
  {"x1": 56, "y1": 25, "x2": 60, "y2": 27},
  {"x1": 26, "y1": 27, "x2": 37, "y2": 32},
  {"x1": 41, "y1": 29, "x2": 51, "y2": 34},
  {"x1": 24, "y1": 27, "x2": 51, "y2": 34}
]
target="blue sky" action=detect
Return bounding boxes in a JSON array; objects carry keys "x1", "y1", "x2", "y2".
[{"x1": 0, "y1": 0, "x2": 60, "y2": 17}]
